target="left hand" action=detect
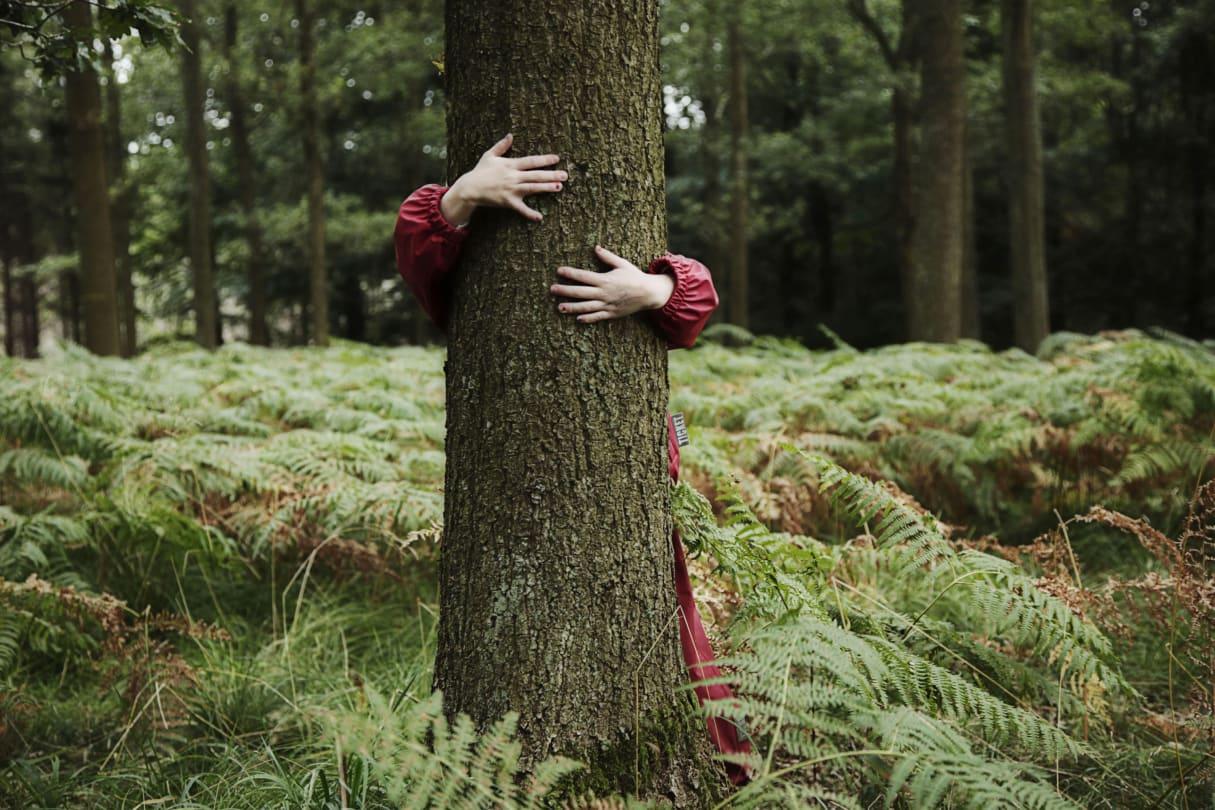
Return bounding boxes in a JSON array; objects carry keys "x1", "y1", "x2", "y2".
[{"x1": 550, "y1": 245, "x2": 675, "y2": 323}]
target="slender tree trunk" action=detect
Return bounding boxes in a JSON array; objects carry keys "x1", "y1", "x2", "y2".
[
  {"x1": 892, "y1": 83, "x2": 914, "y2": 325},
  {"x1": 62, "y1": 0, "x2": 120, "y2": 356},
  {"x1": 2, "y1": 254, "x2": 13, "y2": 357},
  {"x1": 296, "y1": 0, "x2": 328, "y2": 346},
  {"x1": 961, "y1": 118, "x2": 980, "y2": 339},
  {"x1": 726, "y1": 3, "x2": 749, "y2": 330},
  {"x1": 442, "y1": 0, "x2": 721, "y2": 800},
  {"x1": 1178, "y1": 29, "x2": 1209, "y2": 337},
  {"x1": 179, "y1": 0, "x2": 218, "y2": 349},
  {"x1": 224, "y1": 4, "x2": 270, "y2": 345},
  {"x1": 699, "y1": 0, "x2": 724, "y2": 306},
  {"x1": 907, "y1": 0, "x2": 965, "y2": 342},
  {"x1": 104, "y1": 42, "x2": 136, "y2": 356},
  {"x1": 1002, "y1": 0, "x2": 1048, "y2": 351},
  {"x1": 18, "y1": 275, "x2": 39, "y2": 358}
]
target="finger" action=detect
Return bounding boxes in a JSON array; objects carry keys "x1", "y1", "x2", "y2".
[
  {"x1": 487, "y1": 132, "x2": 513, "y2": 157},
  {"x1": 512, "y1": 153, "x2": 561, "y2": 170},
  {"x1": 594, "y1": 244, "x2": 629, "y2": 268},
  {"x1": 555, "y1": 266, "x2": 603, "y2": 285},
  {"x1": 550, "y1": 283, "x2": 603, "y2": 300},
  {"x1": 557, "y1": 299, "x2": 607, "y2": 314},
  {"x1": 518, "y1": 170, "x2": 567, "y2": 183},
  {"x1": 577, "y1": 310, "x2": 615, "y2": 324},
  {"x1": 508, "y1": 196, "x2": 543, "y2": 222},
  {"x1": 517, "y1": 182, "x2": 563, "y2": 195}
]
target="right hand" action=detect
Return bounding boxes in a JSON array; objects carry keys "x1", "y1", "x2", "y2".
[{"x1": 440, "y1": 133, "x2": 566, "y2": 226}]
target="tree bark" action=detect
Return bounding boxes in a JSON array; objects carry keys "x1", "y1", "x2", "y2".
[
  {"x1": 296, "y1": 0, "x2": 328, "y2": 346},
  {"x1": 1001, "y1": 0, "x2": 1049, "y2": 352},
  {"x1": 224, "y1": 3, "x2": 269, "y2": 345},
  {"x1": 907, "y1": 0, "x2": 965, "y2": 342},
  {"x1": 961, "y1": 117, "x2": 980, "y2": 339},
  {"x1": 698, "y1": 0, "x2": 724, "y2": 309},
  {"x1": 442, "y1": 0, "x2": 720, "y2": 801},
  {"x1": 2, "y1": 253, "x2": 13, "y2": 357},
  {"x1": 105, "y1": 41, "x2": 137, "y2": 356},
  {"x1": 18, "y1": 275, "x2": 39, "y2": 358},
  {"x1": 63, "y1": 0, "x2": 120, "y2": 356},
  {"x1": 726, "y1": 4, "x2": 749, "y2": 330},
  {"x1": 179, "y1": 0, "x2": 218, "y2": 349}
]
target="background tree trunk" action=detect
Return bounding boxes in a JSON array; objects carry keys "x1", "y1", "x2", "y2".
[
  {"x1": 442, "y1": 0, "x2": 720, "y2": 801},
  {"x1": 105, "y1": 41, "x2": 137, "y2": 356},
  {"x1": 698, "y1": 0, "x2": 724, "y2": 314},
  {"x1": 2, "y1": 254, "x2": 13, "y2": 357},
  {"x1": 224, "y1": 3, "x2": 269, "y2": 345},
  {"x1": 63, "y1": 0, "x2": 120, "y2": 356},
  {"x1": 296, "y1": 0, "x2": 328, "y2": 347},
  {"x1": 907, "y1": 0, "x2": 965, "y2": 342},
  {"x1": 726, "y1": 4, "x2": 749, "y2": 330},
  {"x1": 961, "y1": 118, "x2": 981, "y2": 339},
  {"x1": 18, "y1": 275, "x2": 39, "y2": 357},
  {"x1": 180, "y1": 0, "x2": 218, "y2": 349},
  {"x1": 1002, "y1": 0, "x2": 1049, "y2": 352}
]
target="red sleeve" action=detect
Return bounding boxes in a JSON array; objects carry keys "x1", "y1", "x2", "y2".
[
  {"x1": 394, "y1": 184, "x2": 470, "y2": 331},
  {"x1": 644, "y1": 253, "x2": 719, "y2": 350}
]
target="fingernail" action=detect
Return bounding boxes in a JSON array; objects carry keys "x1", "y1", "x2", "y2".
[
  {"x1": 559, "y1": 172, "x2": 568, "y2": 180},
  {"x1": 555, "y1": 183, "x2": 562, "y2": 190}
]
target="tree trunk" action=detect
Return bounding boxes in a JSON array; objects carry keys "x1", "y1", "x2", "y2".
[
  {"x1": 961, "y1": 117, "x2": 980, "y2": 339},
  {"x1": 2, "y1": 254, "x2": 13, "y2": 357},
  {"x1": 726, "y1": 4, "x2": 749, "y2": 330},
  {"x1": 105, "y1": 41, "x2": 137, "y2": 356},
  {"x1": 296, "y1": 0, "x2": 328, "y2": 347},
  {"x1": 892, "y1": 82, "x2": 914, "y2": 328},
  {"x1": 698, "y1": 0, "x2": 724, "y2": 309},
  {"x1": 63, "y1": 0, "x2": 120, "y2": 356},
  {"x1": 180, "y1": 0, "x2": 218, "y2": 349},
  {"x1": 906, "y1": 0, "x2": 965, "y2": 342},
  {"x1": 1001, "y1": 0, "x2": 1048, "y2": 352},
  {"x1": 442, "y1": 0, "x2": 720, "y2": 801},
  {"x1": 18, "y1": 275, "x2": 39, "y2": 358},
  {"x1": 223, "y1": 4, "x2": 270, "y2": 345}
]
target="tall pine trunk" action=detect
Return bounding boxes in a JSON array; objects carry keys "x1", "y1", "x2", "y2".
[
  {"x1": 105, "y1": 41, "x2": 137, "y2": 356},
  {"x1": 1002, "y1": 0, "x2": 1049, "y2": 351},
  {"x1": 442, "y1": 0, "x2": 721, "y2": 800},
  {"x1": 18, "y1": 275, "x2": 39, "y2": 357},
  {"x1": 180, "y1": 0, "x2": 218, "y2": 349},
  {"x1": 224, "y1": 4, "x2": 269, "y2": 345},
  {"x1": 961, "y1": 117, "x2": 981, "y2": 339},
  {"x1": 907, "y1": 0, "x2": 965, "y2": 342},
  {"x1": 297, "y1": 0, "x2": 328, "y2": 346},
  {"x1": 63, "y1": 0, "x2": 120, "y2": 356},
  {"x1": 726, "y1": 5, "x2": 749, "y2": 330},
  {"x1": 2, "y1": 254, "x2": 13, "y2": 357}
]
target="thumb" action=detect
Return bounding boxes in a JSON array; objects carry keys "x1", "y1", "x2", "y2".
[{"x1": 487, "y1": 132, "x2": 513, "y2": 157}]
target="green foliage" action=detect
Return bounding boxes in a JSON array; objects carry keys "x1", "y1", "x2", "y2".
[
  {"x1": 0, "y1": 0, "x2": 182, "y2": 77},
  {"x1": 2, "y1": 336, "x2": 1213, "y2": 807},
  {"x1": 671, "y1": 329, "x2": 1215, "y2": 539}
]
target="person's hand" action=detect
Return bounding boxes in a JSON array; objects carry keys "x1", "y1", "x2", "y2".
[
  {"x1": 440, "y1": 133, "x2": 566, "y2": 226},
  {"x1": 550, "y1": 246, "x2": 675, "y2": 323}
]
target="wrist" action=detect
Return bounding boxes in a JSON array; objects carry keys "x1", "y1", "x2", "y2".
[
  {"x1": 645, "y1": 270, "x2": 675, "y2": 310},
  {"x1": 440, "y1": 178, "x2": 477, "y2": 228}
]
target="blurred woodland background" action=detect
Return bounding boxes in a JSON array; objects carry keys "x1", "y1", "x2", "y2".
[{"x1": 2, "y1": 0, "x2": 1212, "y2": 359}]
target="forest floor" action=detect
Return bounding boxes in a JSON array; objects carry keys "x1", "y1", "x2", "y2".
[{"x1": 1, "y1": 328, "x2": 1213, "y2": 808}]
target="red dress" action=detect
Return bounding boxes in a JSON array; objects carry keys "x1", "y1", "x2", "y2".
[{"x1": 394, "y1": 184, "x2": 752, "y2": 783}]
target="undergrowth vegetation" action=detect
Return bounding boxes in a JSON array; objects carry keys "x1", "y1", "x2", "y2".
[{"x1": 1, "y1": 329, "x2": 1212, "y2": 808}]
